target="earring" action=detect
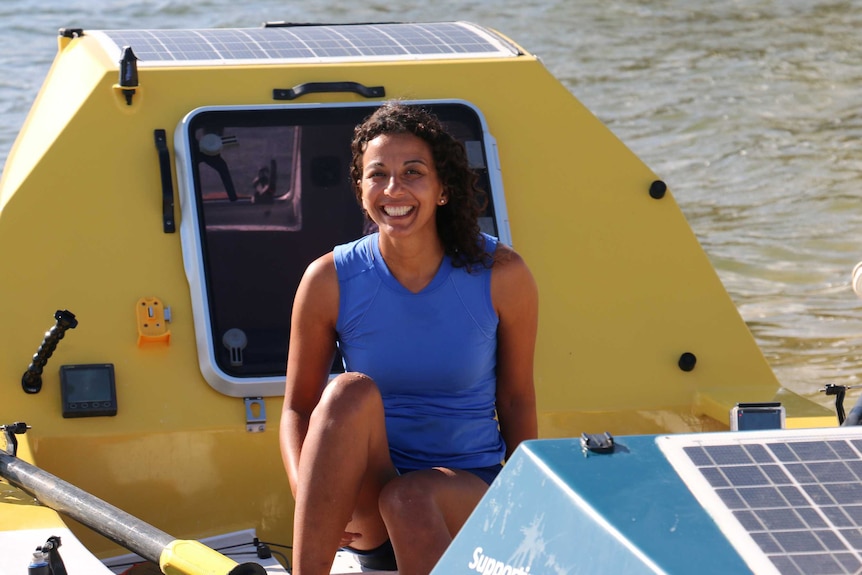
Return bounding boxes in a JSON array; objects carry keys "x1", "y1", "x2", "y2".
[{"x1": 439, "y1": 198, "x2": 447, "y2": 205}]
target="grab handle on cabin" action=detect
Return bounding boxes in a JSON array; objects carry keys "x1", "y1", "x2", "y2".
[
  {"x1": 154, "y1": 129, "x2": 176, "y2": 233},
  {"x1": 273, "y1": 81, "x2": 385, "y2": 100}
]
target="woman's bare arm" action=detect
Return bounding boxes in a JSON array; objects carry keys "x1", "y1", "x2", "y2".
[
  {"x1": 491, "y1": 245, "x2": 539, "y2": 460},
  {"x1": 279, "y1": 252, "x2": 340, "y2": 495}
]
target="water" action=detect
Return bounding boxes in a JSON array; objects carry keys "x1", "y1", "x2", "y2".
[{"x1": 1, "y1": 0, "x2": 861, "y2": 407}]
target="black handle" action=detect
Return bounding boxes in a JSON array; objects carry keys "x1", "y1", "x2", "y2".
[
  {"x1": 273, "y1": 81, "x2": 385, "y2": 101},
  {"x1": 154, "y1": 130, "x2": 176, "y2": 233}
]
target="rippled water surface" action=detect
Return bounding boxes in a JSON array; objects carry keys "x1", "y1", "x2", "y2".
[{"x1": 1, "y1": 0, "x2": 861, "y2": 407}]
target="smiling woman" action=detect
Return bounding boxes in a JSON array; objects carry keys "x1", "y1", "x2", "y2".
[
  {"x1": 358, "y1": 132, "x2": 447, "y2": 260},
  {"x1": 279, "y1": 102, "x2": 539, "y2": 575},
  {"x1": 349, "y1": 103, "x2": 495, "y2": 277}
]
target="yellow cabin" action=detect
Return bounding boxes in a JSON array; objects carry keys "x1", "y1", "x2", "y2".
[{"x1": 0, "y1": 20, "x2": 835, "y2": 574}]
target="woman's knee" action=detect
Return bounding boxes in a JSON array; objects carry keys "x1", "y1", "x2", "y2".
[{"x1": 315, "y1": 372, "x2": 382, "y2": 418}]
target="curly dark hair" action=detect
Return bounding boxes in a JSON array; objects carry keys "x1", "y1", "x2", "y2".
[{"x1": 350, "y1": 101, "x2": 491, "y2": 269}]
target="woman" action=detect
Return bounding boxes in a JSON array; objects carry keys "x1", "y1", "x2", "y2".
[{"x1": 279, "y1": 102, "x2": 538, "y2": 575}]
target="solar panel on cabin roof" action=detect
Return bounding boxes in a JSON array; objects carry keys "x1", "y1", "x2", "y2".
[
  {"x1": 658, "y1": 427, "x2": 862, "y2": 575},
  {"x1": 90, "y1": 22, "x2": 520, "y2": 66}
]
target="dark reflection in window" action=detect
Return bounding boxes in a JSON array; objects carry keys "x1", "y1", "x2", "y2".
[{"x1": 184, "y1": 104, "x2": 497, "y2": 378}]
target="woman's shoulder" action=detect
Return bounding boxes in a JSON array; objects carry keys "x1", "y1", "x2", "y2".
[
  {"x1": 301, "y1": 251, "x2": 337, "y2": 288},
  {"x1": 293, "y1": 251, "x2": 339, "y2": 328},
  {"x1": 491, "y1": 239, "x2": 525, "y2": 269},
  {"x1": 490, "y1": 241, "x2": 537, "y2": 302}
]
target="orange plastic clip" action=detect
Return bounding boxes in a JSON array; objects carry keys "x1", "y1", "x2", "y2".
[{"x1": 136, "y1": 297, "x2": 171, "y2": 346}]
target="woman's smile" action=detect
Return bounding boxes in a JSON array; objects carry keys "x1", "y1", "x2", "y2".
[
  {"x1": 360, "y1": 132, "x2": 446, "y2": 237},
  {"x1": 382, "y1": 205, "x2": 415, "y2": 217}
]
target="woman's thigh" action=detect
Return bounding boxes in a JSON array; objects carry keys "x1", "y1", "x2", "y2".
[
  {"x1": 380, "y1": 467, "x2": 490, "y2": 536},
  {"x1": 305, "y1": 372, "x2": 398, "y2": 549}
]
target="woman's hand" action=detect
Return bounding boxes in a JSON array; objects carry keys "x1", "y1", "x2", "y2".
[{"x1": 340, "y1": 531, "x2": 362, "y2": 547}]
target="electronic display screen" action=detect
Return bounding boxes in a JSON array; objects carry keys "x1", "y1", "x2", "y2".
[
  {"x1": 730, "y1": 402, "x2": 784, "y2": 431},
  {"x1": 60, "y1": 364, "x2": 117, "y2": 418}
]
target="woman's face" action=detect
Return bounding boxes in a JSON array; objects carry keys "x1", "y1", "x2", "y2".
[{"x1": 359, "y1": 132, "x2": 447, "y2": 240}]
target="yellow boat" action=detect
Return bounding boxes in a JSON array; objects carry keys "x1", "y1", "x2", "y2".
[{"x1": 0, "y1": 20, "x2": 838, "y2": 574}]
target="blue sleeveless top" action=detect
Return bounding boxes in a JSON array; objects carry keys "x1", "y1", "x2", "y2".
[{"x1": 333, "y1": 232, "x2": 504, "y2": 470}]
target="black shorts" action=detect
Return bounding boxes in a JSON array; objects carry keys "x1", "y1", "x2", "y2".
[
  {"x1": 455, "y1": 463, "x2": 504, "y2": 485},
  {"x1": 396, "y1": 463, "x2": 503, "y2": 485},
  {"x1": 346, "y1": 539, "x2": 398, "y2": 571}
]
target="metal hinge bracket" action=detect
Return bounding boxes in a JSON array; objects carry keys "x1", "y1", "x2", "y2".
[{"x1": 244, "y1": 398, "x2": 266, "y2": 433}]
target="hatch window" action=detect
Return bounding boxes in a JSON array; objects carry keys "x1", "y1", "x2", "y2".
[{"x1": 175, "y1": 101, "x2": 510, "y2": 396}]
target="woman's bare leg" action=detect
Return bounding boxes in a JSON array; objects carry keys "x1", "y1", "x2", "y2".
[
  {"x1": 379, "y1": 468, "x2": 489, "y2": 575},
  {"x1": 292, "y1": 372, "x2": 397, "y2": 575}
]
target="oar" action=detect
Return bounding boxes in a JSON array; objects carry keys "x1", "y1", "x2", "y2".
[{"x1": 0, "y1": 443, "x2": 266, "y2": 575}]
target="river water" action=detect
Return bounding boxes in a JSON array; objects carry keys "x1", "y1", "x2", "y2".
[{"x1": 1, "y1": 0, "x2": 860, "y2": 407}]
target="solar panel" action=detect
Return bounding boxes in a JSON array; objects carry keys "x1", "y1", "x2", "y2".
[
  {"x1": 658, "y1": 427, "x2": 862, "y2": 575},
  {"x1": 88, "y1": 22, "x2": 520, "y2": 67}
]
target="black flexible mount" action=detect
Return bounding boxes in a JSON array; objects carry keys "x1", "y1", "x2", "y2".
[
  {"x1": 822, "y1": 384, "x2": 848, "y2": 425},
  {"x1": 21, "y1": 310, "x2": 78, "y2": 394},
  {"x1": 1, "y1": 421, "x2": 29, "y2": 457},
  {"x1": 821, "y1": 384, "x2": 862, "y2": 426},
  {"x1": 28, "y1": 535, "x2": 67, "y2": 575}
]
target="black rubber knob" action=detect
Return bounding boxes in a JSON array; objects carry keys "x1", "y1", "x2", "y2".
[
  {"x1": 649, "y1": 180, "x2": 667, "y2": 199},
  {"x1": 678, "y1": 352, "x2": 697, "y2": 372}
]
